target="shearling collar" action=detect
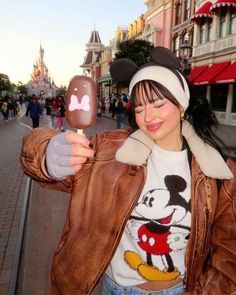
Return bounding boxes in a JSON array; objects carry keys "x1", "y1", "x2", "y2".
[{"x1": 115, "y1": 120, "x2": 233, "y2": 179}]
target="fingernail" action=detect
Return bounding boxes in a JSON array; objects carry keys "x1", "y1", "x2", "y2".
[{"x1": 88, "y1": 142, "x2": 93, "y2": 148}]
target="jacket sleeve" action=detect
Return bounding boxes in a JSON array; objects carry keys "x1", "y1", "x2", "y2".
[
  {"x1": 183, "y1": 159, "x2": 236, "y2": 295},
  {"x1": 20, "y1": 127, "x2": 73, "y2": 193}
]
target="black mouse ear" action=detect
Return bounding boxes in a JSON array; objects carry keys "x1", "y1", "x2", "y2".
[
  {"x1": 164, "y1": 175, "x2": 186, "y2": 193},
  {"x1": 151, "y1": 46, "x2": 180, "y2": 70},
  {"x1": 110, "y1": 58, "x2": 138, "y2": 83}
]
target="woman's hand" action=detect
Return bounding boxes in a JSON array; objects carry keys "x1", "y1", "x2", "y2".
[{"x1": 45, "y1": 131, "x2": 95, "y2": 180}]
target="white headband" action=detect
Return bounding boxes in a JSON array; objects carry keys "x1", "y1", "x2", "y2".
[{"x1": 129, "y1": 66, "x2": 190, "y2": 110}]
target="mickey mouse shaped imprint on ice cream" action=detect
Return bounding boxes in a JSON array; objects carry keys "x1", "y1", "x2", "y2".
[{"x1": 65, "y1": 75, "x2": 97, "y2": 134}]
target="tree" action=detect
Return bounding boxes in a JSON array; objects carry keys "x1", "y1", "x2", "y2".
[
  {"x1": 16, "y1": 82, "x2": 28, "y2": 95},
  {"x1": 56, "y1": 85, "x2": 67, "y2": 97},
  {"x1": 0, "y1": 73, "x2": 13, "y2": 93},
  {"x1": 114, "y1": 39, "x2": 154, "y2": 66}
]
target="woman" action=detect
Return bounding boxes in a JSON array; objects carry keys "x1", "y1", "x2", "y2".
[
  {"x1": 25, "y1": 94, "x2": 42, "y2": 128},
  {"x1": 52, "y1": 96, "x2": 65, "y2": 131},
  {"x1": 115, "y1": 95, "x2": 127, "y2": 129},
  {"x1": 20, "y1": 47, "x2": 236, "y2": 295}
]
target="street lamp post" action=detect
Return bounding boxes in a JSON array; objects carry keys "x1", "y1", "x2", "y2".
[{"x1": 180, "y1": 43, "x2": 192, "y2": 76}]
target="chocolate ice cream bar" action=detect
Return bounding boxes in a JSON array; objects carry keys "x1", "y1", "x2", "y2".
[{"x1": 66, "y1": 75, "x2": 96, "y2": 133}]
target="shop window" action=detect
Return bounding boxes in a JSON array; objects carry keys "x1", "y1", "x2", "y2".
[
  {"x1": 183, "y1": 32, "x2": 189, "y2": 43},
  {"x1": 174, "y1": 36, "x2": 180, "y2": 57},
  {"x1": 175, "y1": 2, "x2": 182, "y2": 25},
  {"x1": 229, "y1": 10, "x2": 236, "y2": 35},
  {"x1": 195, "y1": 85, "x2": 207, "y2": 99},
  {"x1": 219, "y1": 9, "x2": 227, "y2": 38},
  {"x1": 199, "y1": 20, "x2": 206, "y2": 44},
  {"x1": 146, "y1": 34, "x2": 152, "y2": 43},
  {"x1": 206, "y1": 21, "x2": 212, "y2": 42},
  {"x1": 210, "y1": 84, "x2": 228, "y2": 111},
  {"x1": 232, "y1": 84, "x2": 236, "y2": 113},
  {"x1": 184, "y1": 0, "x2": 190, "y2": 21}
]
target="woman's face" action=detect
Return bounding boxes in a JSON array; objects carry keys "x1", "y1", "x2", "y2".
[{"x1": 134, "y1": 95, "x2": 182, "y2": 151}]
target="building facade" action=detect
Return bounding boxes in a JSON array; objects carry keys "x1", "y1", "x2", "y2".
[
  {"x1": 170, "y1": 0, "x2": 194, "y2": 62},
  {"x1": 143, "y1": 0, "x2": 172, "y2": 47},
  {"x1": 80, "y1": 0, "x2": 236, "y2": 126},
  {"x1": 97, "y1": 27, "x2": 128, "y2": 97},
  {"x1": 189, "y1": 0, "x2": 236, "y2": 126},
  {"x1": 97, "y1": 15, "x2": 145, "y2": 97},
  {"x1": 80, "y1": 29, "x2": 104, "y2": 91}
]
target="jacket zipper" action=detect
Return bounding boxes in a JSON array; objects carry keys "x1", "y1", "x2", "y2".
[
  {"x1": 88, "y1": 165, "x2": 147, "y2": 294},
  {"x1": 200, "y1": 178, "x2": 214, "y2": 258},
  {"x1": 185, "y1": 173, "x2": 204, "y2": 291}
]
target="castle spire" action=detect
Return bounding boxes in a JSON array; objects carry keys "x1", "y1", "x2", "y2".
[{"x1": 27, "y1": 45, "x2": 58, "y2": 96}]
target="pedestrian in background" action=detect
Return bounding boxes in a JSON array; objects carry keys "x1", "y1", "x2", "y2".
[
  {"x1": 115, "y1": 95, "x2": 127, "y2": 128},
  {"x1": 7, "y1": 96, "x2": 15, "y2": 120},
  {"x1": 20, "y1": 47, "x2": 236, "y2": 295},
  {"x1": 110, "y1": 94, "x2": 117, "y2": 118},
  {"x1": 53, "y1": 96, "x2": 65, "y2": 131},
  {"x1": 25, "y1": 94, "x2": 42, "y2": 128},
  {"x1": 96, "y1": 97, "x2": 102, "y2": 118},
  {"x1": 1, "y1": 97, "x2": 9, "y2": 122},
  {"x1": 45, "y1": 93, "x2": 54, "y2": 128},
  {"x1": 38, "y1": 94, "x2": 45, "y2": 115}
]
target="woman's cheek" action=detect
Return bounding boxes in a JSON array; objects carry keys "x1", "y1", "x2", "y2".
[{"x1": 135, "y1": 114, "x2": 143, "y2": 128}]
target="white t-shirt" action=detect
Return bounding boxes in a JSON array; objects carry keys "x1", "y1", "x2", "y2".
[{"x1": 106, "y1": 144, "x2": 191, "y2": 286}]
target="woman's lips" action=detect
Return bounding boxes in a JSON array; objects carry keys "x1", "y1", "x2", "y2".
[{"x1": 146, "y1": 122, "x2": 163, "y2": 131}]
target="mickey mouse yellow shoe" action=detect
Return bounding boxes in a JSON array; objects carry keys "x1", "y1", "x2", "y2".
[
  {"x1": 137, "y1": 263, "x2": 180, "y2": 281},
  {"x1": 124, "y1": 250, "x2": 144, "y2": 270}
]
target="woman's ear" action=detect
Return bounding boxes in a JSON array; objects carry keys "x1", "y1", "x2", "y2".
[
  {"x1": 110, "y1": 58, "x2": 138, "y2": 83},
  {"x1": 179, "y1": 106, "x2": 185, "y2": 121}
]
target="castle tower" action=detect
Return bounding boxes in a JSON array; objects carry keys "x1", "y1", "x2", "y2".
[
  {"x1": 80, "y1": 30, "x2": 104, "y2": 80},
  {"x1": 27, "y1": 45, "x2": 58, "y2": 96},
  {"x1": 39, "y1": 44, "x2": 45, "y2": 78}
]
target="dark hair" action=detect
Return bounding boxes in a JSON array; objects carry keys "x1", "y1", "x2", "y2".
[
  {"x1": 130, "y1": 80, "x2": 179, "y2": 107},
  {"x1": 185, "y1": 83, "x2": 225, "y2": 156},
  {"x1": 129, "y1": 79, "x2": 225, "y2": 156}
]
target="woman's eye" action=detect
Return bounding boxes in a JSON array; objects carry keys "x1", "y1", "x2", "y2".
[
  {"x1": 154, "y1": 102, "x2": 166, "y2": 108},
  {"x1": 135, "y1": 107, "x2": 145, "y2": 113}
]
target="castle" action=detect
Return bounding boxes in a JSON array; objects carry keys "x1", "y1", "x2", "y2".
[{"x1": 26, "y1": 45, "x2": 58, "y2": 97}]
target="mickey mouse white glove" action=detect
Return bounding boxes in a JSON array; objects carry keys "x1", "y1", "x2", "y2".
[{"x1": 45, "y1": 131, "x2": 95, "y2": 180}]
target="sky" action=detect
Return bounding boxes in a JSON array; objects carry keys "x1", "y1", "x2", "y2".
[{"x1": 0, "y1": 0, "x2": 146, "y2": 87}]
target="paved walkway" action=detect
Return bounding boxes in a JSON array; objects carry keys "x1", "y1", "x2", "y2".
[{"x1": 0, "y1": 110, "x2": 29, "y2": 294}]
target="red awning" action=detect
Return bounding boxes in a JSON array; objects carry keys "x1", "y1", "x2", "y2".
[
  {"x1": 210, "y1": 0, "x2": 236, "y2": 12},
  {"x1": 194, "y1": 61, "x2": 231, "y2": 85},
  {"x1": 215, "y1": 61, "x2": 236, "y2": 83},
  {"x1": 191, "y1": 1, "x2": 213, "y2": 21},
  {"x1": 187, "y1": 65, "x2": 209, "y2": 83}
]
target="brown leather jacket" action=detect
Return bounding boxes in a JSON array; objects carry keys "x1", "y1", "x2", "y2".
[{"x1": 20, "y1": 127, "x2": 236, "y2": 295}]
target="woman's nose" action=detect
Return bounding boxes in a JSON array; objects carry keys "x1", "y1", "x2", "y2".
[{"x1": 144, "y1": 104, "x2": 155, "y2": 122}]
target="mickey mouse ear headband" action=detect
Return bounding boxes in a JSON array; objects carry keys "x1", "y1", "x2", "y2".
[
  {"x1": 109, "y1": 58, "x2": 138, "y2": 83},
  {"x1": 110, "y1": 46, "x2": 190, "y2": 110}
]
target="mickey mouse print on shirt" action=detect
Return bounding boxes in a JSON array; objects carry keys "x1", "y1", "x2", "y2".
[{"x1": 124, "y1": 175, "x2": 190, "y2": 281}]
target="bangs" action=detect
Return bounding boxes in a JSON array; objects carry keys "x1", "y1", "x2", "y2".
[{"x1": 130, "y1": 80, "x2": 179, "y2": 107}]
